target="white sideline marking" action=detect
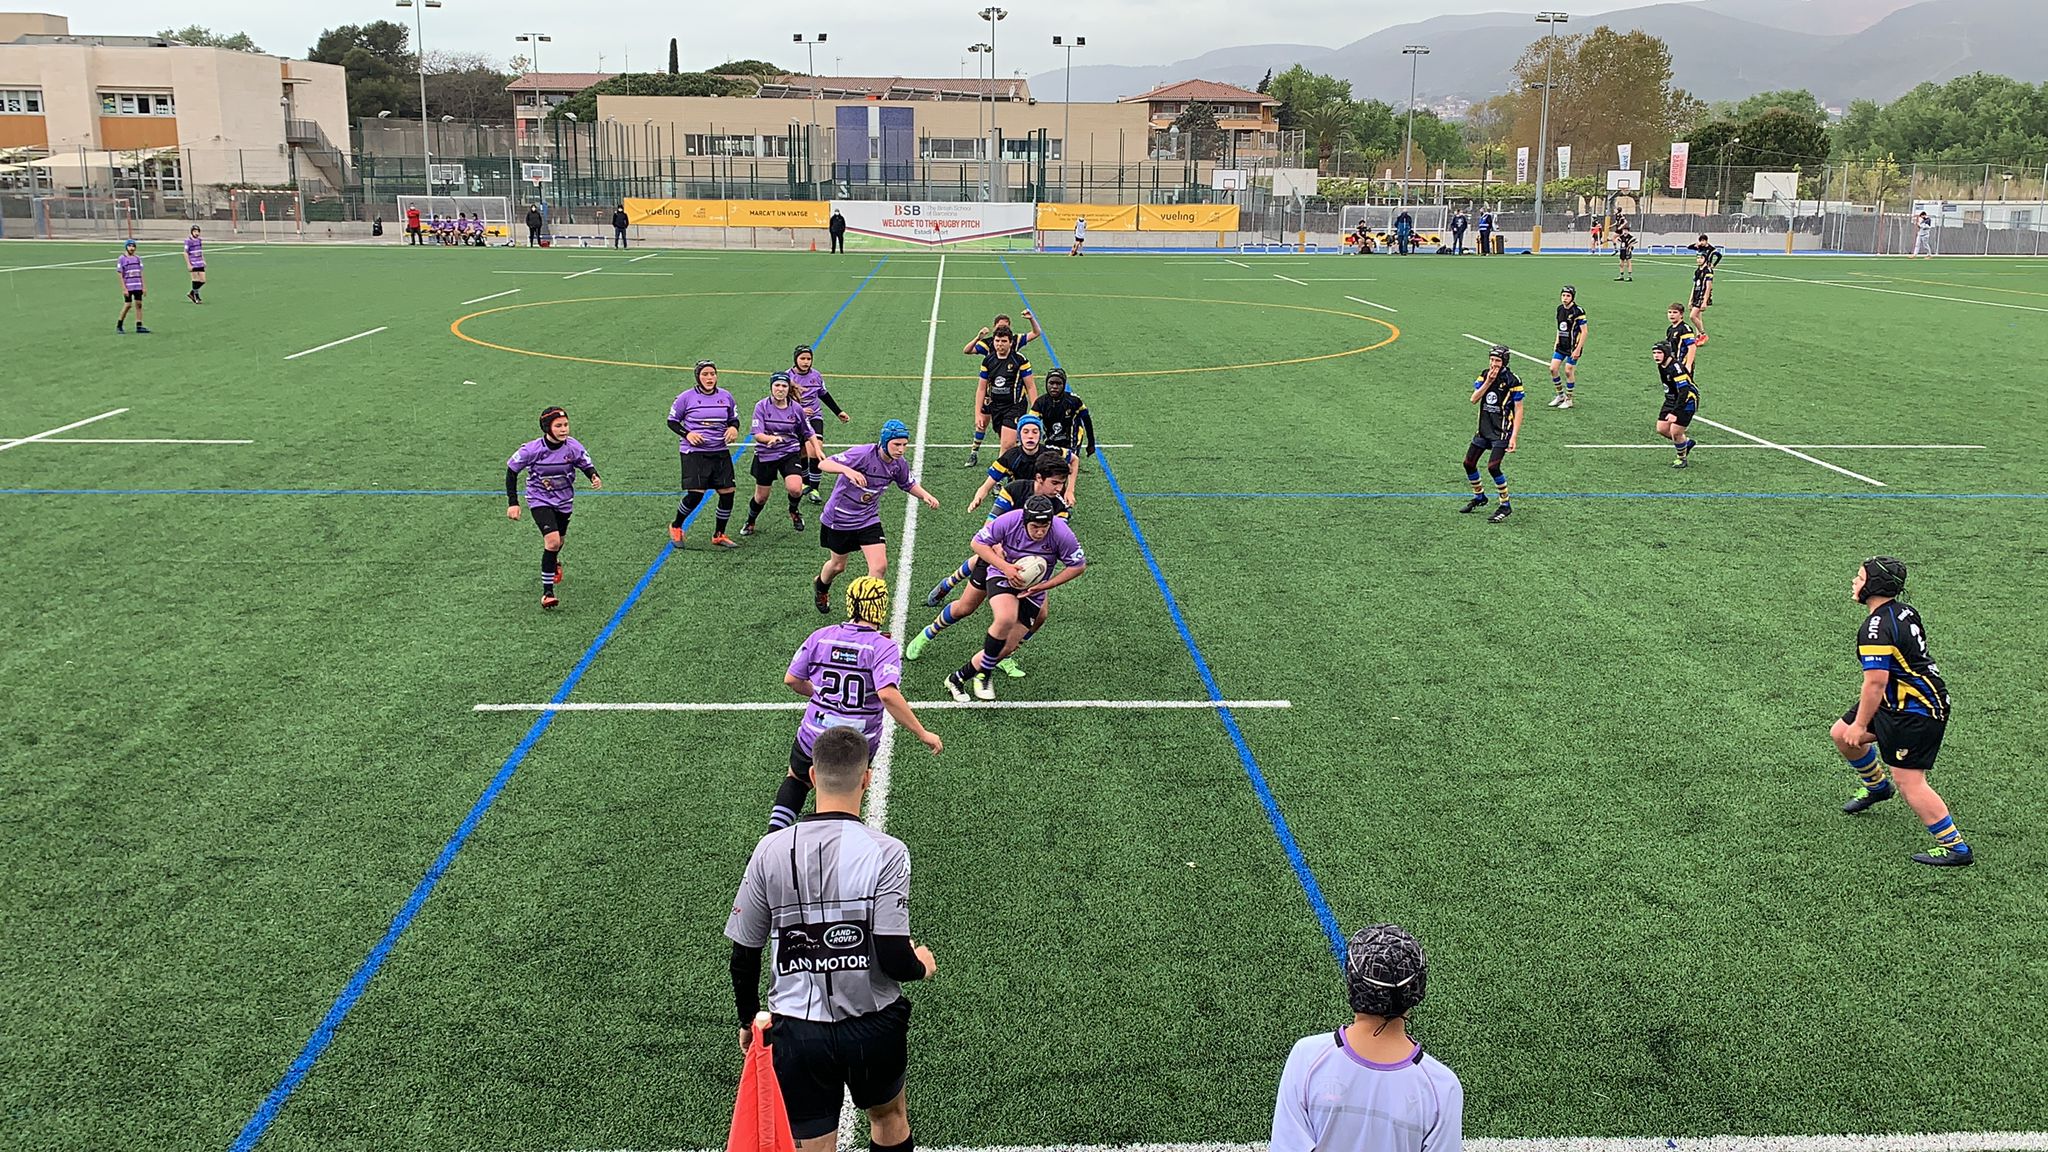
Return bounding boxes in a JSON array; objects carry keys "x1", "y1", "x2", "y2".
[
  {"x1": 28, "y1": 437, "x2": 252, "y2": 446},
  {"x1": 1345, "y1": 294, "x2": 1398, "y2": 313},
  {"x1": 1461, "y1": 333, "x2": 1885, "y2": 487},
  {"x1": 471, "y1": 699, "x2": 1294, "y2": 713},
  {"x1": 589, "y1": 271, "x2": 673, "y2": 276},
  {"x1": 1272, "y1": 273, "x2": 1308, "y2": 285},
  {"x1": 0, "y1": 245, "x2": 245, "y2": 273},
  {"x1": 824, "y1": 442, "x2": 1135, "y2": 451},
  {"x1": 562, "y1": 266, "x2": 599, "y2": 280},
  {"x1": 1644, "y1": 256, "x2": 2048, "y2": 313},
  {"x1": 627, "y1": 252, "x2": 659, "y2": 263},
  {"x1": 1223, "y1": 258, "x2": 1251, "y2": 268},
  {"x1": 490, "y1": 270, "x2": 571, "y2": 275},
  {"x1": 1566, "y1": 443, "x2": 1983, "y2": 451},
  {"x1": 284, "y1": 326, "x2": 387, "y2": 361},
  {"x1": 460, "y1": 288, "x2": 521, "y2": 305},
  {"x1": 0, "y1": 408, "x2": 127, "y2": 452},
  {"x1": 563, "y1": 1131, "x2": 2048, "y2": 1152}
]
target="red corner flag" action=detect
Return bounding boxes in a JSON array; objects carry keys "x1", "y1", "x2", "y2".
[{"x1": 727, "y1": 1012, "x2": 796, "y2": 1152}]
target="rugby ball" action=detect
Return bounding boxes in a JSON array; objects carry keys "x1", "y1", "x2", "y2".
[{"x1": 1011, "y1": 555, "x2": 1049, "y2": 588}]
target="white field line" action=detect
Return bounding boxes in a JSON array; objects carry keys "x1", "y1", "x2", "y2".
[
  {"x1": 824, "y1": 441, "x2": 1135, "y2": 451},
  {"x1": 28, "y1": 437, "x2": 252, "y2": 445},
  {"x1": 564, "y1": 1131, "x2": 2048, "y2": 1152},
  {"x1": 1461, "y1": 333, "x2": 1885, "y2": 487},
  {"x1": 1223, "y1": 258, "x2": 1252, "y2": 268},
  {"x1": 562, "y1": 266, "x2": 600, "y2": 280},
  {"x1": 1272, "y1": 274, "x2": 1308, "y2": 285},
  {"x1": 0, "y1": 408, "x2": 127, "y2": 452},
  {"x1": 589, "y1": 271, "x2": 673, "y2": 276},
  {"x1": 1565, "y1": 443, "x2": 1983, "y2": 450},
  {"x1": 471, "y1": 699, "x2": 1293, "y2": 713},
  {"x1": 491, "y1": 270, "x2": 571, "y2": 275},
  {"x1": 459, "y1": 288, "x2": 521, "y2": 305},
  {"x1": 627, "y1": 251, "x2": 659, "y2": 263},
  {"x1": 0, "y1": 246, "x2": 244, "y2": 273},
  {"x1": 1345, "y1": 294, "x2": 1398, "y2": 313},
  {"x1": 1642, "y1": 256, "x2": 2048, "y2": 313},
  {"x1": 284, "y1": 326, "x2": 387, "y2": 361}
]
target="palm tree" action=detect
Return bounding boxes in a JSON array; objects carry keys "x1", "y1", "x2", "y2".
[{"x1": 1299, "y1": 103, "x2": 1354, "y2": 174}]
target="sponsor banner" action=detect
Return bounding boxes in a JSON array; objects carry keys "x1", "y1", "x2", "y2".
[
  {"x1": 1516, "y1": 147, "x2": 1530, "y2": 184},
  {"x1": 1136, "y1": 203, "x2": 1241, "y2": 231},
  {"x1": 1035, "y1": 203, "x2": 1139, "y2": 232},
  {"x1": 1669, "y1": 142, "x2": 1690, "y2": 192},
  {"x1": 727, "y1": 200, "x2": 829, "y2": 228},
  {"x1": 1556, "y1": 145, "x2": 1572, "y2": 180},
  {"x1": 832, "y1": 200, "x2": 1036, "y2": 245},
  {"x1": 625, "y1": 198, "x2": 726, "y2": 227},
  {"x1": 1617, "y1": 143, "x2": 1633, "y2": 171}
]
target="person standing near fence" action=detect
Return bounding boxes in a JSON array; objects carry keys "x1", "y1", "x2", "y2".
[
  {"x1": 829, "y1": 208, "x2": 847, "y2": 253},
  {"x1": 1477, "y1": 210, "x2": 1493, "y2": 256},
  {"x1": 1912, "y1": 211, "x2": 1934, "y2": 258},
  {"x1": 728, "y1": 724, "x2": 936, "y2": 1150},
  {"x1": 405, "y1": 204, "x2": 422, "y2": 246},
  {"x1": 1450, "y1": 207, "x2": 1468, "y2": 254},
  {"x1": 611, "y1": 203, "x2": 629, "y2": 249},
  {"x1": 525, "y1": 203, "x2": 543, "y2": 247}
]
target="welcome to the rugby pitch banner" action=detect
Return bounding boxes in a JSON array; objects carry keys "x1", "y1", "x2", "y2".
[{"x1": 831, "y1": 200, "x2": 1036, "y2": 245}]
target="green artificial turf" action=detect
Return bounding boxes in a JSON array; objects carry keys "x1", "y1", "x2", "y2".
[{"x1": 1, "y1": 238, "x2": 2044, "y2": 1151}]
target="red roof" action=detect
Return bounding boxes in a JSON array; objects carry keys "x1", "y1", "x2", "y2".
[
  {"x1": 506, "y1": 72, "x2": 617, "y2": 93},
  {"x1": 1121, "y1": 79, "x2": 1277, "y2": 106}
]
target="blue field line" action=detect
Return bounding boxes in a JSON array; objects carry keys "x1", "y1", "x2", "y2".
[
  {"x1": 1132, "y1": 491, "x2": 2048, "y2": 501},
  {"x1": 813, "y1": 255, "x2": 888, "y2": 347},
  {"x1": 998, "y1": 255, "x2": 1348, "y2": 962},
  {"x1": 227, "y1": 264, "x2": 891, "y2": 1152}
]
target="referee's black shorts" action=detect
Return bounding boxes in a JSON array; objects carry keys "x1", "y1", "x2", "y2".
[{"x1": 772, "y1": 998, "x2": 912, "y2": 1139}]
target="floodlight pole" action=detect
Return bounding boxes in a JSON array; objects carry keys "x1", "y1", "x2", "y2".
[
  {"x1": 1530, "y1": 11, "x2": 1568, "y2": 254},
  {"x1": 1053, "y1": 35, "x2": 1086, "y2": 200},
  {"x1": 1401, "y1": 45, "x2": 1429, "y2": 207},
  {"x1": 980, "y1": 8, "x2": 1007, "y2": 199},
  {"x1": 397, "y1": 0, "x2": 442, "y2": 199}
]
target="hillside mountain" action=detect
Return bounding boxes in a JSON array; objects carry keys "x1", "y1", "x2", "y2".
[{"x1": 1035, "y1": 0, "x2": 2041, "y2": 107}]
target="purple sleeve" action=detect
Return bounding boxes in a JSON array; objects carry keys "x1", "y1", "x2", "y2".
[
  {"x1": 669, "y1": 394, "x2": 687, "y2": 422},
  {"x1": 895, "y1": 459, "x2": 918, "y2": 494},
  {"x1": 506, "y1": 441, "x2": 535, "y2": 472},
  {"x1": 972, "y1": 515, "x2": 1003, "y2": 548},
  {"x1": 750, "y1": 399, "x2": 769, "y2": 438},
  {"x1": 786, "y1": 636, "x2": 813, "y2": 681},
  {"x1": 1055, "y1": 522, "x2": 1086, "y2": 567},
  {"x1": 869, "y1": 639, "x2": 903, "y2": 693},
  {"x1": 575, "y1": 441, "x2": 596, "y2": 473}
]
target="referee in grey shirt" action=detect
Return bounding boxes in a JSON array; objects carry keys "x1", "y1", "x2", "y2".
[{"x1": 728, "y1": 726, "x2": 935, "y2": 1151}]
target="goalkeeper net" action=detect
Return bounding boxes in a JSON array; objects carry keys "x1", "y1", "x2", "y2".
[
  {"x1": 1340, "y1": 204, "x2": 1449, "y2": 234},
  {"x1": 397, "y1": 195, "x2": 513, "y2": 242},
  {"x1": 32, "y1": 195, "x2": 136, "y2": 239},
  {"x1": 230, "y1": 189, "x2": 303, "y2": 236}
]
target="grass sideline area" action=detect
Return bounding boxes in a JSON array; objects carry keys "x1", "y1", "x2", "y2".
[{"x1": 2, "y1": 240, "x2": 2044, "y2": 1151}]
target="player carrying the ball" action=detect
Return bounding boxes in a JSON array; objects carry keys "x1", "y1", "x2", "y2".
[
  {"x1": 741, "y1": 372, "x2": 816, "y2": 537},
  {"x1": 768, "y1": 575, "x2": 941, "y2": 831},
  {"x1": 915, "y1": 453, "x2": 1071, "y2": 663},
  {"x1": 1831, "y1": 557, "x2": 1973, "y2": 866},
  {"x1": 943, "y1": 494, "x2": 1086, "y2": 702},
  {"x1": 506, "y1": 406, "x2": 601, "y2": 610},
  {"x1": 814, "y1": 420, "x2": 940, "y2": 613},
  {"x1": 1651, "y1": 340, "x2": 1699, "y2": 469},
  {"x1": 1548, "y1": 285, "x2": 1588, "y2": 409},
  {"x1": 1460, "y1": 346, "x2": 1521, "y2": 523}
]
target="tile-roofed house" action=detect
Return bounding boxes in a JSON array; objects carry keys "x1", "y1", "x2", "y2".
[
  {"x1": 507, "y1": 72, "x2": 617, "y2": 144},
  {"x1": 1119, "y1": 78, "x2": 1280, "y2": 158}
]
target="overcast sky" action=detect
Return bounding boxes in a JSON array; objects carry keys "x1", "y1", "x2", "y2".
[{"x1": 74, "y1": 0, "x2": 1632, "y2": 77}]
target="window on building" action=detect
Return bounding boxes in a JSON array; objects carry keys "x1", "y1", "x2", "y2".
[
  {"x1": 922, "y1": 138, "x2": 983, "y2": 161},
  {"x1": 111, "y1": 153, "x2": 184, "y2": 196},
  {"x1": 100, "y1": 91, "x2": 176, "y2": 116},
  {"x1": 0, "y1": 88, "x2": 43, "y2": 114}
]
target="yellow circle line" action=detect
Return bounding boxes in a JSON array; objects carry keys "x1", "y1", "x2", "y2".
[{"x1": 450, "y1": 290, "x2": 1399, "y2": 381}]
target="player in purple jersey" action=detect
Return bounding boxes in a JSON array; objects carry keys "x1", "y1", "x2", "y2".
[
  {"x1": 506, "y1": 406, "x2": 602, "y2": 610},
  {"x1": 185, "y1": 226, "x2": 206, "y2": 303},
  {"x1": 789, "y1": 344, "x2": 849, "y2": 504},
  {"x1": 907, "y1": 459, "x2": 1069, "y2": 675},
  {"x1": 813, "y1": 419, "x2": 939, "y2": 613},
  {"x1": 667, "y1": 360, "x2": 743, "y2": 549},
  {"x1": 768, "y1": 575, "x2": 942, "y2": 830},
  {"x1": 115, "y1": 239, "x2": 149, "y2": 334},
  {"x1": 943, "y1": 495, "x2": 1086, "y2": 701},
  {"x1": 742, "y1": 372, "x2": 815, "y2": 537}
]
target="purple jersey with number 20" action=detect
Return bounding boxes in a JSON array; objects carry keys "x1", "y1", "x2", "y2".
[{"x1": 789, "y1": 621, "x2": 902, "y2": 754}]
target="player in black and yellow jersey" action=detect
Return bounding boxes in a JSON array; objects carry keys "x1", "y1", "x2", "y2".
[
  {"x1": 967, "y1": 416, "x2": 1072, "y2": 514},
  {"x1": 1460, "y1": 345, "x2": 1521, "y2": 524},
  {"x1": 1830, "y1": 557, "x2": 1973, "y2": 867},
  {"x1": 1548, "y1": 285, "x2": 1588, "y2": 409},
  {"x1": 1665, "y1": 303, "x2": 1700, "y2": 376},
  {"x1": 961, "y1": 310, "x2": 1040, "y2": 466},
  {"x1": 971, "y1": 330, "x2": 1036, "y2": 466},
  {"x1": 1029, "y1": 367, "x2": 1093, "y2": 507},
  {"x1": 1651, "y1": 341, "x2": 1699, "y2": 468},
  {"x1": 1687, "y1": 236, "x2": 1721, "y2": 339},
  {"x1": 1613, "y1": 223, "x2": 1635, "y2": 281}
]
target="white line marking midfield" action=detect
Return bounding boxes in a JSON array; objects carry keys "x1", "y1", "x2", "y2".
[
  {"x1": 1345, "y1": 295, "x2": 1398, "y2": 313},
  {"x1": 562, "y1": 266, "x2": 599, "y2": 280},
  {"x1": 460, "y1": 288, "x2": 521, "y2": 305},
  {"x1": 1272, "y1": 273, "x2": 1308, "y2": 285},
  {"x1": 284, "y1": 327, "x2": 387, "y2": 361},
  {"x1": 0, "y1": 408, "x2": 127, "y2": 452}
]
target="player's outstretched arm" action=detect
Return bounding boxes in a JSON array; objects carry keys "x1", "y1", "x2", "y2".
[{"x1": 878, "y1": 685, "x2": 941, "y2": 753}]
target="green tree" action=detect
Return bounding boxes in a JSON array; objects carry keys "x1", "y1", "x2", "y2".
[
  {"x1": 548, "y1": 72, "x2": 750, "y2": 121},
  {"x1": 1729, "y1": 88, "x2": 1828, "y2": 126},
  {"x1": 1170, "y1": 101, "x2": 1225, "y2": 161},
  {"x1": 310, "y1": 22, "x2": 417, "y2": 121},
  {"x1": 1256, "y1": 68, "x2": 1272, "y2": 95},
  {"x1": 1268, "y1": 65, "x2": 1351, "y2": 130},
  {"x1": 1509, "y1": 26, "x2": 1696, "y2": 181},
  {"x1": 1461, "y1": 93, "x2": 1517, "y2": 178},
  {"x1": 668, "y1": 39, "x2": 679, "y2": 75},
  {"x1": 1735, "y1": 107, "x2": 1830, "y2": 174},
  {"x1": 1407, "y1": 109, "x2": 1469, "y2": 169},
  {"x1": 1298, "y1": 103, "x2": 1353, "y2": 171},
  {"x1": 711, "y1": 59, "x2": 786, "y2": 76},
  {"x1": 159, "y1": 25, "x2": 263, "y2": 52},
  {"x1": 422, "y1": 51, "x2": 515, "y2": 121}
]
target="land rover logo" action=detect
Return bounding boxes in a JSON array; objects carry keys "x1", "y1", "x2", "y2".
[{"x1": 824, "y1": 924, "x2": 865, "y2": 949}]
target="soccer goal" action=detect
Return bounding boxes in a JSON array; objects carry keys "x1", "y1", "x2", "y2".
[
  {"x1": 1341, "y1": 203, "x2": 1448, "y2": 234},
  {"x1": 32, "y1": 195, "x2": 136, "y2": 239},
  {"x1": 230, "y1": 189, "x2": 303, "y2": 237},
  {"x1": 396, "y1": 194, "x2": 514, "y2": 243}
]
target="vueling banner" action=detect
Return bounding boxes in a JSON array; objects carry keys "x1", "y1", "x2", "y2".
[
  {"x1": 727, "y1": 200, "x2": 830, "y2": 227},
  {"x1": 625, "y1": 198, "x2": 726, "y2": 227},
  {"x1": 1136, "y1": 204, "x2": 1240, "y2": 231},
  {"x1": 1035, "y1": 203, "x2": 1139, "y2": 232}
]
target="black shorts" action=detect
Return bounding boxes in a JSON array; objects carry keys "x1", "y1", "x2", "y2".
[
  {"x1": 806, "y1": 415, "x2": 826, "y2": 439},
  {"x1": 1842, "y1": 707, "x2": 1947, "y2": 772},
  {"x1": 967, "y1": 558, "x2": 1047, "y2": 604},
  {"x1": 123, "y1": 290, "x2": 144, "y2": 302},
  {"x1": 190, "y1": 264, "x2": 206, "y2": 274},
  {"x1": 821, "y1": 521, "x2": 885, "y2": 555},
  {"x1": 407, "y1": 225, "x2": 421, "y2": 235},
  {"x1": 1468, "y1": 435, "x2": 1510, "y2": 453},
  {"x1": 1618, "y1": 245, "x2": 1634, "y2": 260},
  {"x1": 983, "y1": 401, "x2": 1028, "y2": 431},
  {"x1": 1691, "y1": 283, "x2": 1712, "y2": 307},
  {"x1": 680, "y1": 451, "x2": 735, "y2": 492},
  {"x1": 751, "y1": 454, "x2": 806, "y2": 486},
  {"x1": 1659, "y1": 401, "x2": 1698, "y2": 427},
  {"x1": 771, "y1": 998, "x2": 912, "y2": 1140},
  {"x1": 530, "y1": 505, "x2": 571, "y2": 537},
  {"x1": 788, "y1": 736, "x2": 812, "y2": 780}
]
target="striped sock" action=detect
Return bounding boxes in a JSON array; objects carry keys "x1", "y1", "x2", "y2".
[
  {"x1": 1467, "y1": 471, "x2": 1484, "y2": 496},
  {"x1": 924, "y1": 604, "x2": 957, "y2": 639},
  {"x1": 1927, "y1": 815, "x2": 1967, "y2": 850},
  {"x1": 1552, "y1": 376, "x2": 1564, "y2": 394},
  {"x1": 1846, "y1": 747, "x2": 1887, "y2": 789},
  {"x1": 1492, "y1": 471, "x2": 1510, "y2": 507}
]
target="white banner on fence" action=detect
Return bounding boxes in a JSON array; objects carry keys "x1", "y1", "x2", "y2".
[
  {"x1": 830, "y1": 200, "x2": 1036, "y2": 246},
  {"x1": 1556, "y1": 146, "x2": 1572, "y2": 180},
  {"x1": 1617, "y1": 143, "x2": 1633, "y2": 171},
  {"x1": 1516, "y1": 147, "x2": 1530, "y2": 184}
]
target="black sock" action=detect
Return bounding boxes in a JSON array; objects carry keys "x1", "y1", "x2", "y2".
[
  {"x1": 981, "y1": 632, "x2": 1006, "y2": 666},
  {"x1": 871, "y1": 1138, "x2": 913, "y2": 1152},
  {"x1": 954, "y1": 658, "x2": 982, "y2": 682},
  {"x1": 715, "y1": 491, "x2": 734, "y2": 534},
  {"x1": 541, "y1": 548, "x2": 559, "y2": 594},
  {"x1": 787, "y1": 492, "x2": 802, "y2": 514},
  {"x1": 769, "y1": 773, "x2": 811, "y2": 831},
  {"x1": 746, "y1": 497, "x2": 764, "y2": 526},
  {"x1": 816, "y1": 577, "x2": 832, "y2": 599},
  {"x1": 674, "y1": 490, "x2": 703, "y2": 528}
]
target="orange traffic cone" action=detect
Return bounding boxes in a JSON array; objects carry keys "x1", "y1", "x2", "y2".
[
  {"x1": 809, "y1": 238, "x2": 817, "y2": 252},
  {"x1": 727, "y1": 1012, "x2": 796, "y2": 1152}
]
